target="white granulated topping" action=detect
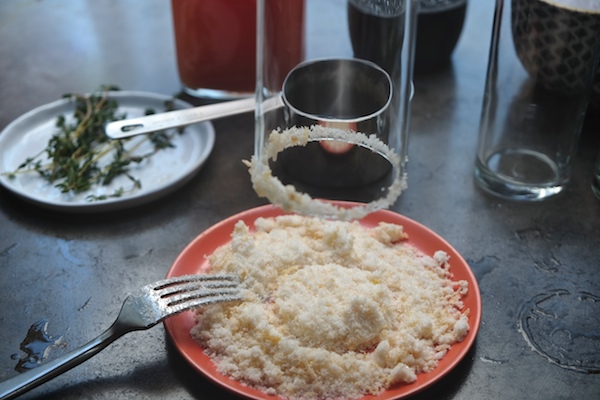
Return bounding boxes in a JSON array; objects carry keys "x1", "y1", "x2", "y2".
[
  {"x1": 243, "y1": 126, "x2": 408, "y2": 221},
  {"x1": 192, "y1": 215, "x2": 469, "y2": 400}
]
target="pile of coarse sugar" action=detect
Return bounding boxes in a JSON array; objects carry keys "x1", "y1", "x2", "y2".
[{"x1": 191, "y1": 214, "x2": 469, "y2": 400}]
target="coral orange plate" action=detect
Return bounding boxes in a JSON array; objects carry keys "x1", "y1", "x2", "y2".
[{"x1": 164, "y1": 202, "x2": 482, "y2": 399}]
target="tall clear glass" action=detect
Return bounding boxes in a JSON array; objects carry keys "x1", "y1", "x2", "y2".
[
  {"x1": 252, "y1": 0, "x2": 417, "y2": 220},
  {"x1": 475, "y1": 0, "x2": 600, "y2": 201}
]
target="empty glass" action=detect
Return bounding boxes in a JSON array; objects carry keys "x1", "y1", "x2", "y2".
[{"x1": 475, "y1": 0, "x2": 600, "y2": 201}]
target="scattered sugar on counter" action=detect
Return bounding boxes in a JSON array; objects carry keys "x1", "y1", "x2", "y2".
[{"x1": 192, "y1": 215, "x2": 470, "y2": 400}]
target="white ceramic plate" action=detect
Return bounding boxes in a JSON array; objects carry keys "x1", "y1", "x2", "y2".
[{"x1": 0, "y1": 91, "x2": 215, "y2": 212}]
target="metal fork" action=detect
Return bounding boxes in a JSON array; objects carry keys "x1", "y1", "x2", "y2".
[{"x1": 0, "y1": 274, "x2": 242, "y2": 400}]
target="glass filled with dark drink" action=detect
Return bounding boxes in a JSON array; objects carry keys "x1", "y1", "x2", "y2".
[{"x1": 252, "y1": 0, "x2": 418, "y2": 219}]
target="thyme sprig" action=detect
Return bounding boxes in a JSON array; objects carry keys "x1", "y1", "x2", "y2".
[{"x1": 3, "y1": 86, "x2": 182, "y2": 202}]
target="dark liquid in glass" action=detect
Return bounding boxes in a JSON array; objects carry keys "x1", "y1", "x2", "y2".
[
  {"x1": 415, "y1": 0, "x2": 467, "y2": 70},
  {"x1": 275, "y1": 142, "x2": 395, "y2": 203},
  {"x1": 347, "y1": 0, "x2": 405, "y2": 79},
  {"x1": 277, "y1": 1, "x2": 407, "y2": 195}
]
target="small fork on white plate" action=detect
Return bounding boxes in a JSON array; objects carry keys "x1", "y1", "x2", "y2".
[{"x1": 0, "y1": 274, "x2": 242, "y2": 400}]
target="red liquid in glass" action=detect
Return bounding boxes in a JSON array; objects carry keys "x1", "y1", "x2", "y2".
[{"x1": 172, "y1": 0, "x2": 305, "y2": 94}]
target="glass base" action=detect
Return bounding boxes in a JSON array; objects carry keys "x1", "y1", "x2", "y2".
[
  {"x1": 474, "y1": 155, "x2": 565, "y2": 201},
  {"x1": 182, "y1": 86, "x2": 253, "y2": 101}
]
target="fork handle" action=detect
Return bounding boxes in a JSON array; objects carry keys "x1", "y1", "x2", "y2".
[{"x1": 0, "y1": 324, "x2": 126, "y2": 400}]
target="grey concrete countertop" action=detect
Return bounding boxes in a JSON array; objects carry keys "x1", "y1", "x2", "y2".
[{"x1": 0, "y1": 1, "x2": 599, "y2": 399}]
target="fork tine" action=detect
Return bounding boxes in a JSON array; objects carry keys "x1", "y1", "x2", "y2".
[
  {"x1": 146, "y1": 274, "x2": 243, "y2": 316},
  {"x1": 150, "y1": 274, "x2": 238, "y2": 291},
  {"x1": 156, "y1": 279, "x2": 238, "y2": 298},
  {"x1": 164, "y1": 288, "x2": 243, "y2": 314},
  {"x1": 165, "y1": 287, "x2": 241, "y2": 306}
]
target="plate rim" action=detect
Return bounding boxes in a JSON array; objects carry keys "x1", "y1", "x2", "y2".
[
  {"x1": 164, "y1": 202, "x2": 482, "y2": 400},
  {"x1": 0, "y1": 90, "x2": 215, "y2": 213}
]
